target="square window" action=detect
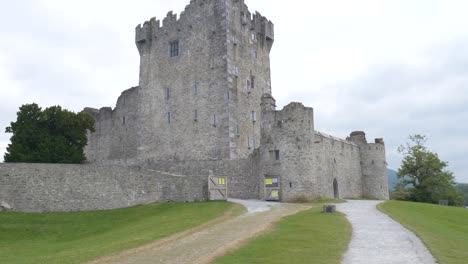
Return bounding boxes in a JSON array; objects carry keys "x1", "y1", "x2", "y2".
[{"x1": 170, "y1": 40, "x2": 179, "y2": 57}]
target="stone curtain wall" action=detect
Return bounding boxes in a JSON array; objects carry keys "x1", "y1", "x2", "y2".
[{"x1": 0, "y1": 163, "x2": 207, "y2": 212}]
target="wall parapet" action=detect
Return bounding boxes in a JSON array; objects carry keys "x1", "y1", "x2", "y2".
[{"x1": 0, "y1": 163, "x2": 207, "y2": 212}]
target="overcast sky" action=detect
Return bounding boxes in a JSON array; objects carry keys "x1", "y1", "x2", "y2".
[{"x1": 0, "y1": 0, "x2": 467, "y2": 183}]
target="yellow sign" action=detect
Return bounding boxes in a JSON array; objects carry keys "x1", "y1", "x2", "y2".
[
  {"x1": 271, "y1": 190, "x2": 279, "y2": 198},
  {"x1": 218, "y1": 177, "x2": 226, "y2": 185},
  {"x1": 265, "y1": 178, "x2": 273, "y2": 185}
]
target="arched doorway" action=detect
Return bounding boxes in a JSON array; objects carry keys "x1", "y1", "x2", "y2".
[{"x1": 333, "y1": 179, "x2": 339, "y2": 199}]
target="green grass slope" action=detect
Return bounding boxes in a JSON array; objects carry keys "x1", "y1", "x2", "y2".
[
  {"x1": 379, "y1": 201, "x2": 468, "y2": 264},
  {"x1": 0, "y1": 201, "x2": 234, "y2": 264},
  {"x1": 213, "y1": 205, "x2": 351, "y2": 264}
]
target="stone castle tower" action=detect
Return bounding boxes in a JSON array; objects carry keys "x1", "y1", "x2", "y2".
[{"x1": 84, "y1": 0, "x2": 389, "y2": 201}]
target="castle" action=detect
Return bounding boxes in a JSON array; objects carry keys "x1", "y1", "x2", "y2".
[
  {"x1": 84, "y1": 0, "x2": 389, "y2": 202},
  {"x1": 0, "y1": 0, "x2": 388, "y2": 213}
]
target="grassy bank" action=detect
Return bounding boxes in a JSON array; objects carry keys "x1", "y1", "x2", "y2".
[
  {"x1": 0, "y1": 201, "x2": 235, "y2": 264},
  {"x1": 213, "y1": 203, "x2": 351, "y2": 264},
  {"x1": 379, "y1": 201, "x2": 468, "y2": 264}
]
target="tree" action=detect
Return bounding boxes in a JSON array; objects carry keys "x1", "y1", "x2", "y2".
[
  {"x1": 4, "y1": 103, "x2": 95, "y2": 164},
  {"x1": 456, "y1": 183, "x2": 468, "y2": 206},
  {"x1": 395, "y1": 135, "x2": 463, "y2": 206}
]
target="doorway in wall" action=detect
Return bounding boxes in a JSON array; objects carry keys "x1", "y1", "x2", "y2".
[{"x1": 333, "y1": 178, "x2": 339, "y2": 199}]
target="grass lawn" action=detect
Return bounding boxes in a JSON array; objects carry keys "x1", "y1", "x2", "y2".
[
  {"x1": 0, "y1": 201, "x2": 236, "y2": 264},
  {"x1": 379, "y1": 201, "x2": 468, "y2": 264},
  {"x1": 213, "y1": 203, "x2": 351, "y2": 264}
]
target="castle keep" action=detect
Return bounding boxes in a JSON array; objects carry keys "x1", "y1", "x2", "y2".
[
  {"x1": 84, "y1": 0, "x2": 389, "y2": 202},
  {"x1": 0, "y1": 0, "x2": 388, "y2": 213}
]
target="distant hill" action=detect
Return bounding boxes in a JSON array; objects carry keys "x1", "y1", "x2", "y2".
[{"x1": 387, "y1": 169, "x2": 399, "y2": 192}]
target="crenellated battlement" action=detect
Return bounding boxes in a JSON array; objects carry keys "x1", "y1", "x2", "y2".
[{"x1": 135, "y1": 0, "x2": 274, "y2": 55}]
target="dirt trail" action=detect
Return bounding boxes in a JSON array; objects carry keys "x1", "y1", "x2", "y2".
[{"x1": 88, "y1": 200, "x2": 310, "y2": 264}]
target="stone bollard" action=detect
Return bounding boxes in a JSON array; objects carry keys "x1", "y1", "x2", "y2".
[{"x1": 322, "y1": 204, "x2": 336, "y2": 213}]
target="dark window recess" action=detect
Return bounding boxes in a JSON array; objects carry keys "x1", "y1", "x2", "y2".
[
  {"x1": 165, "y1": 87, "x2": 170, "y2": 100},
  {"x1": 212, "y1": 114, "x2": 217, "y2": 127},
  {"x1": 167, "y1": 112, "x2": 171, "y2": 124},
  {"x1": 170, "y1": 40, "x2": 179, "y2": 57},
  {"x1": 289, "y1": 182, "x2": 292, "y2": 188},
  {"x1": 250, "y1": 75, "x2": 255, "y2": 89},
  {"x1": 275, "y1": 150, "x2": 280, "y2": 160},
  {"x1": 122, "y1": 116, "x2": 126, "y2": 125},
  {"x1": 194, "y1": 110, "x2": 198, "y2": 121}
]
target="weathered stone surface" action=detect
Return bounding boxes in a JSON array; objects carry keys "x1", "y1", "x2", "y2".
[
  {"x1": 0, "y1": 163, "x2": 207, "y2": 212},
  {"x1": 0, "y1": 0, "x2": 389, "y2": 213},
  {"x1": 83, "y1": 0, "x2": 389, "y2": 203},
  {"x1": 322, "y1": 204, "x2": 336, "y2": 213},
  {"x1": 0, "y1": 201, "x2": 13, "y2": 211}
]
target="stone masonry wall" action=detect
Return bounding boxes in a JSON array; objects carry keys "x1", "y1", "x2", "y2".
[
  {"x1": 84, "y1": 87, "x2": 140, "y2": 165},
  {"x1": 136, "y1": 0, "x2": 232, "y2": 161},
  {"x1": 0, "y1": 163, "x2": 207, "y2": 212},
  {"x1": 260, "y1": 100, "x2": 363, "y2": 201}
]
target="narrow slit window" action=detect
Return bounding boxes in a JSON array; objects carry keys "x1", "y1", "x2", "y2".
[
  {"x1": 235, "y1": 124, "x2": 240, "y2": 136},
  {"x1": 194, "y1": 109, "x2": 198, "y2": 121},
  {"x1": 250, "y1": 75, "x2": 255, "y2": 89},
  {"x1": 275, "y1": 150, "x2": 280, "y2": 160},
  {"x1": 247, "y1": 136, "x2": 251, "y2": 149},
  {"x1": 169, "y1": 40, "x2": 179, "y2": 57},
  {"x1": 167, "y1": 112, "x2": 171, "y2": 124},
  {"x1": 212, "y1": 114, "x2": 217, "y2": 127},
  {"x1": 122, "y1": 116, "x2": 126, "y2": 125},
  {"x1": 193, "y1": 84, "x2": 198, "y2": 96},
  {"x1": 251, "y1": 111, "x2": 256, "y2": 122},
  {"x1": 165, "y1": 87, "x2": 170, "y2": 100},
  {"x1": 253, "y1": 138, "x2": 257, "y2": 149}
]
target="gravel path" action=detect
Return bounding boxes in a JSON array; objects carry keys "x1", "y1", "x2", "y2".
[
  {"x1": 88, "y1": 200, "x2": 310, "y2": 264},
  {"x1": 336, "y1": 200, "x2": 436, "y2": 264}
]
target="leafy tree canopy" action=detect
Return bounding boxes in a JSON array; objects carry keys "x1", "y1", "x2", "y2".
[
  {"x1": 456, "y1": 183, "x2": 468, "y2": 206},
  {"x1": 4, "y1": 103, "x2": 95, "y2": 164},
  {"x1": 395, "y1": 135, "x2": 463, "y2": 206}
]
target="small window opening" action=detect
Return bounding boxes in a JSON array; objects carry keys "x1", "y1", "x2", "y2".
[
  {"x1": 167, "y1": 112, "x2": 171, "y2": 124},
  {"x1": 246, "y1": 79, "x2": 251, "y2": 93},
  {"x1": 165, "y1": 87, "x2": 170, "y2": 100},
  {"x1": 194, "y1": 109, "x2": 198, "y2": 121},
  {"x1": 248, "y1": 136, "x2": 251, "y2": 149},
  {"x1": 212, "y1": 114, "x2": 217, "y2": 127},
  {"x1": 251, "y1": 111, "x2": 256, "y2": 122},
  {"x1": 289, "y1": 182, "x2": 292, "y2": 188},
  {"x1": 250, "y1": 75, "x2": 255, "y2": 89},
  {"x1": 253, "y1": 137, "x2": 257, "y2": 149},
  {"x1": 269, "y1": 150, "x2": 280, "y2": 161},
  {"x1": 170, "y1": 40, "x2": 179, "y2": 57},
  {"x1": 193, "y1": 84, "x2": 198, "y2": 95},
  {"x1": 235, "y1": 124, "x2": 240, "y2": 136},
  {"x1": 122, "y1": 116, "x2": 126, "y2": 125}
]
